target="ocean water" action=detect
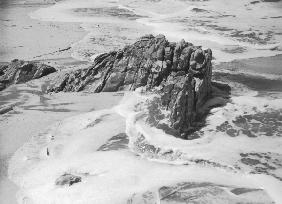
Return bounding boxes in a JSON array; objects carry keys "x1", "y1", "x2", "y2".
[
  {"x1": 29, "y1": 0, "x2": 282, "y2": 62},
  {"x1": 8, "y1": 0, "x2": 282, "y2": 203}
]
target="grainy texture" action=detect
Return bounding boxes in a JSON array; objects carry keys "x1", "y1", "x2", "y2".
[
  {"x1": 0, "y1": 59, "x2": 56, "y2": 91},
  {"x1": 48, "y1": 34, "x2": 217, "y2": 138}
]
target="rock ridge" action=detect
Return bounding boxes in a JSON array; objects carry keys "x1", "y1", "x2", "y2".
[
  {"x1": 48, "y1": 34, "x2": 229, "y2": 138},
  {"x1": 49, "y1": 34, "x2": 212, "y2": 93}
]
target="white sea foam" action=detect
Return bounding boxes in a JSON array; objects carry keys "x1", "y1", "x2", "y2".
[
  {"x1": 29, "y1": 0, "x2": 282, "y2": 62},
  {"x1": 9, "y1": 0, "x2": 282, "y2": 203},
  {"x1": 8, "y1": 88, "x2": 282, "y2": 204}
]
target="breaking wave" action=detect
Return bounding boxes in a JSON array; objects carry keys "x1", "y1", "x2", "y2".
[
  {"x1": 8, "y1": 0, "x2": 282, "y2": 203},
  {"x1": 8, "y1": 82, "x2": 282, "y2": 203}
]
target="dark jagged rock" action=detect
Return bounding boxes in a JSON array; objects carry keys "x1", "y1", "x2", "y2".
[
  {"x1": 55, "y1": 173, "x2": 81, "y2": 186},
  {"x1": 48, "y1": 34, "x2": 211, "y2": 93},
  {"x1": 0, "y1": 59, "x2": 56, "y2": 91},
  {"x1": 49, "y1": 34, "x2": 229, "y2": 139}
]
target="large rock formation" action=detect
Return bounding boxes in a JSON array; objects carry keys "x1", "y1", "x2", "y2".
[
  {"x1": 0, "y1": 59, "x2": 56, "y2": 91},
  {"x1": 49, "y1": 34, "x2": 211, "y2": 93},
  {"x1": 49, "y1": 34, "x2": 228, "y2": 138}
]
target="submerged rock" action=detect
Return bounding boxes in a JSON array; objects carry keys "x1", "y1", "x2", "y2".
[
  {"x1": 0, "y1": 59, "x2": 56, "y2": 91},
  {"x1": 55, "y1": 173, "x2": 81, "y2": 186},
  {"x1": 49, "y1": 34, "x2": 228, "y2": 138},
  {"x1": 97, "y1": 133, "x2": 129, "y2": 151},
  {"x1": 127, "y1": 182, "x2": 274, "y2": 204}
]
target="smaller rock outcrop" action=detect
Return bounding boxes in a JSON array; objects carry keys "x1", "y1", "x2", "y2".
[
  {"x1": 0, "y1": 59, "x2": 56, "y2": 91},
  {"x1": 55, "y1": 173, "x2": 81, "y2": 186}
]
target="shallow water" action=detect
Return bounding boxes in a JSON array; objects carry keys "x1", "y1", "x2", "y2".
[
  {"x1": 29, "y1": 0, "x2": 282, "y2": 62},
  {"x1": 7, "y1": 86, "x2": 282, "y2": 203},
  {"x1": 6, "y1": 0, "x2": 282, "y2": 203}
]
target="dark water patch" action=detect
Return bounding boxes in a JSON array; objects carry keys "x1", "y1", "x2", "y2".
[
  {"x1": 233, "y1": 111, "x2": 282, "y2": 137},
  {"x1": 213, "y1": 71, "x2": 282, "y2": 92},
  {"x1": 97, "y1": 133, "x2": 128, "y2": 151},
  {"x1": 216, "y1": 121, "x2": 240, "y2": 137},
  {"x1": 229, "y1": 30, "x2": 273, "y2": 44},
  {"x1": 216, "y1": 54, "x2": 282, "y2": 75},
  {"x1": 72, "y1": 7, "x2": 146, "y2": 20},
  {"x1": 256, "y1": 91, "x2": 282, "y2": 98},
  {"x1": 216, "y1": 110, "x2": 282, "y2": 137},
  {"x1": 239, "y1": 152, "x2": 282, "y2": 180}
]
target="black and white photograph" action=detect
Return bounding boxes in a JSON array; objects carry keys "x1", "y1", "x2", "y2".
[{"x1": 0, "y1": 0, "x2": 282, "y2": 203}]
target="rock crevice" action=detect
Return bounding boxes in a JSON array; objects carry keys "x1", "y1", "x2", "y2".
[
  {"x1": 49, "y1": 34, "x2": 211, "y2": 93},
  {"x1": 48, "y1": 34, "x2": 229, "y2": 138}
]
